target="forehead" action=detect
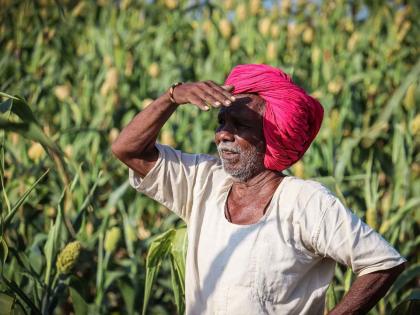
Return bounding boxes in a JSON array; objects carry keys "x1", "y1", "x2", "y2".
[{"x1": 218, "y1": 93, "x2": 264, "y2": 121}]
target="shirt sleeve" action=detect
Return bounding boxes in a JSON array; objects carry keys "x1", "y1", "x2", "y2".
[
  {"x1": 306, "y1": 186, "x2": 406, "y2": 276},
  {"x1": 129, "y1": 143, "x2": 220, "y2": 223}
]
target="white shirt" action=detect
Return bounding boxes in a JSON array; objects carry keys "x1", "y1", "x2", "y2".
[{"x1": 129, "y1": 144, "x2": 405, "y2": 315}]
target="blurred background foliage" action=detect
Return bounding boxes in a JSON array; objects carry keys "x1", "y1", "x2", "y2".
[{"x1": 0, "y1": 0, "x2": 419, "y2": 314}]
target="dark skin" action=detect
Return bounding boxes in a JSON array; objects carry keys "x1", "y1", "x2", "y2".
[
  {"x1": 111, "y1": 81, "x2": 405, "y2": 314},
  {"x1": 215, "y1": 95, "x2": 285, "y2": 224}
]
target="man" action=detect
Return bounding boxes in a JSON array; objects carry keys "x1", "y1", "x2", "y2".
[{"x1": 112, "y1": 64, "x2": 405, "y2": 315}]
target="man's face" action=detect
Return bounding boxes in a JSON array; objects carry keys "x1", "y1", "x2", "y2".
[{"x1": 214, "y1": 94, "x2": 266, "y2": 182}]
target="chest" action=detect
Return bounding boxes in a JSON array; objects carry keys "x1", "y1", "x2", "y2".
[
  {"x1": 226, "y1": 189, "x2": 274, "y2": 225},
  {"x1": 185, "y1": 177, "x2": 334, "y2": 314},
  {"x1": 193, "y1": 204, "x2": 321, "y2": 309}
]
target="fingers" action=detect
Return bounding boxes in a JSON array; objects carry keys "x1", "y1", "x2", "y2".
[
  {"x1": 190, "y1": 89, "x2": 228, "y2": 111},
  {"x1": 209, "y1": 82, "x2": 235, "y2": 100},
  {"x1": 195, "y1": 89, "x2": 223, "y2": 107},
  {"x1": 200, "y1": 81, "x2": 235, "y2": 107},
  {"x1": 205, "y1": 81, "x2": 236, "y2": 102},
  {"x1": 182, "y1": 81, "x2": 236, "y2": 111},
  {"x1": 190, "y1": 94, "x2": 210, "y2": 111},
  {"x1": 197, "y1": 86, "x2": 230, "y2": 107}
]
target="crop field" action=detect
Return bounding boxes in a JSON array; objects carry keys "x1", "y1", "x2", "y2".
[{"x1": 0, "y1": 0, "x2": 419, "y2": 314}]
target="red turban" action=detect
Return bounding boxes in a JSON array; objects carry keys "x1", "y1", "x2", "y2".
[{"x1": 224, "y1": 64, "x2": 324, "y2": 171}]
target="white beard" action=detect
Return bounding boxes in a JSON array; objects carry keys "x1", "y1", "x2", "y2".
[{"x1": 217, "y1": 142, "x2": 265, "y2": 182}]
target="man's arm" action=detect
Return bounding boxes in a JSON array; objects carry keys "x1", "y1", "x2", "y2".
[
  {"x1": 301, "y1": 189, "x2": 407, "y2": 314},
  {"x1": 329, "y1": 262, "x2": 405, "y2": 314},
  {"x1": 111, "y1": 81, "x2": 235, "y2": 177}
]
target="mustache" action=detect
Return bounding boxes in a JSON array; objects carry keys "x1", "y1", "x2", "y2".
[{"x1": 217, "y1": 142, "x2": 241, "y2": 153}]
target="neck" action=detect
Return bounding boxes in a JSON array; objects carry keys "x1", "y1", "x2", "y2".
[{"x1": 231, "y1": 169, "x2": 284, "y2": 192}]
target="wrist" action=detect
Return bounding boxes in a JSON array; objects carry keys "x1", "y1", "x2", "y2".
[
  {"x1": 161, "y1": 91, "x2": 179, "y2": 108},
  {"x1": 168, "y1": 82, "x2": 183, "y2": 105}
]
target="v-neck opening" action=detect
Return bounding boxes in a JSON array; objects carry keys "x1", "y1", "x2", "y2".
[{"x1": 221, "y1": 175, "x2": 293, "y2": 228}]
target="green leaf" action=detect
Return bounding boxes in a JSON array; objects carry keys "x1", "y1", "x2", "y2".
[
  {"x1": 73, "y1": 171, "x2": 102, "y2": 229},
  {"x1": 142, "y1": 229, "x2": 175, "y2": 315},
  {"x1": 0, "y1": 93, "x2": 69, "y2": 184},
  {"x1": 0, "y1": 237, "x2": 8, "y2": 266},
  {"x1": 389, "y1": 263, "x2": 420, "y2": 295},
  {"x1": 169, "y1": 256, "x2": 184, "y2": 315},
  {"x1": 362, "y1": 58, "x2": 420, "y2": 146},
  {"x1": 169, "y1": 227, "x2": 187, "y2": 315},
  {"x1": 104, "y1": 180, "x2": 130, "y2": 211},
  {"x1": 334, "y1": 137, "x2": 362, "y2": 183},
  {"x1": 391, "y1": 296, "x2": 420, "y2": 315},
  {"x1": 146, "y1": 229, "x2": 175, "y2": 268},
  {"x1": 170, "y1": 227, "x2": 187, "y2": 288},
  {"x1": 104, "y1": 270, "x2": 126, "y2": 290},
  {"x1": 381, "y1": 198, "x2": 420, "y2": 235},
  {"x1": 0, "y1": 93, "x2": 37, "y2": 122},
  {"x1": 11, "y1": 301, "x2": 26, "y2": 315},
  {"x1": 0, "y1": 292, "x2": 14, "y2": 314},
  {"x1": 3, "y1": 169, "x2": 49, "y2": 227},
  {"x1": 0, "y1": 99, "x2": 12, "y2": 113},
  {"x1": 69, "y1": 288, "x2": 89, "y2": 315},
  {"x1": 326, "y1": 282, "x2": 337, "y2": 311},
  {"x1": 0, "y1": 93, "x2": 61, "y2": 155},
  {"x1": 1, "y1": 276, "x2": 41, "y2": 314},
  {"x1": 117, "y1": 279, "x2": 135, "y2": 314},
  {"x1": 0, "y1": 116, "x2": 60, "y2": 157},
  {"x1": 43, "y1": 202, "x2": 65, "y2": 287},
  {"x1": 121, "y1": 209, "x2": 135, "y2": 258},
  {"x1": 343, "y1": 268, "x2": 353, "y2": 293},
  {"x1": 142, "y1": 264, "x2": 159, "y2": 315}
]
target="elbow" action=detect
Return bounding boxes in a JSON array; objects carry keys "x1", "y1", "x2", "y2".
[
  {"x1": 386, "y1": 262, "x2": 406, "y2": 282},
  {"x1": 111, "y1": 140, "x2": 143, "y2": 164},
  {"x1": 395, "y1": 261, "x2": 406, "y2": 275},
  {"x1": 111, "y1": 138, "x2": 153, "y2": 164},
  {"x1": 111, "y1": 141, "x2": 128, "y2": 161}
]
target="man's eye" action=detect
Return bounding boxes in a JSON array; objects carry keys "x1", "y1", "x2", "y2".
[{"x1": 235, "y1": 121, "x2": 248, "y2": 128}]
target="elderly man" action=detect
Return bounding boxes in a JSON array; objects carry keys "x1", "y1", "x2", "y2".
[{"x1": 112, "y1": 64, "x2": 405, "y2": 315}]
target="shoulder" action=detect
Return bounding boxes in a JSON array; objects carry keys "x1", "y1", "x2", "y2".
[
  {"x1": 287, "y1": 177, "x2": 335, "y2": 206},
  {"x1": 282, "y1": 177, "x2": 342, "y2": 251},
  {"x1": 156, "y1": 143, "x2": 221, "y2": 166},
  {"x1": 284, "y1": 177, "x2": 338, "y2": 219},
  {"x1": 155, "y1": 143, "x2": 227, "y2": 181}
]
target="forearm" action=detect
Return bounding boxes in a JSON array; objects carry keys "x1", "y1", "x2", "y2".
[
  {"x1": 111, "y1": 91, "x2": 177, "y2": 173},
  {"x1": 112, "y1": 91, "x2": 176, "y2": 157},
  {"x1": 111, "y1": 81, "x2": 234, "y2": 176},
  {"x1": 329, "y1": 263, "x2": 405, "y2": 315}
]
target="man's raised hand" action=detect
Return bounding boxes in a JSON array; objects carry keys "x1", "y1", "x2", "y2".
[
  {"x1": 172, "y1": 81, "x2": 235, "y2": 111},
  {"x1": 112, "y1": 80, "x2": 235, "y2": 177}
]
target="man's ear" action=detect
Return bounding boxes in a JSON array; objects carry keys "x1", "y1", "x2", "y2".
[
  {"x1": 257, "y1": 140, "x2": 266, "y2": 154},
  {"x1": 257, "y1": 98, "x2": 266, "y2": 116}
]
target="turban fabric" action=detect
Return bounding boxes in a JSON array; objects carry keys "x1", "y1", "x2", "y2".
[{"x1": 224, "y1": 64, "x2": 324, "y2": 172}]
